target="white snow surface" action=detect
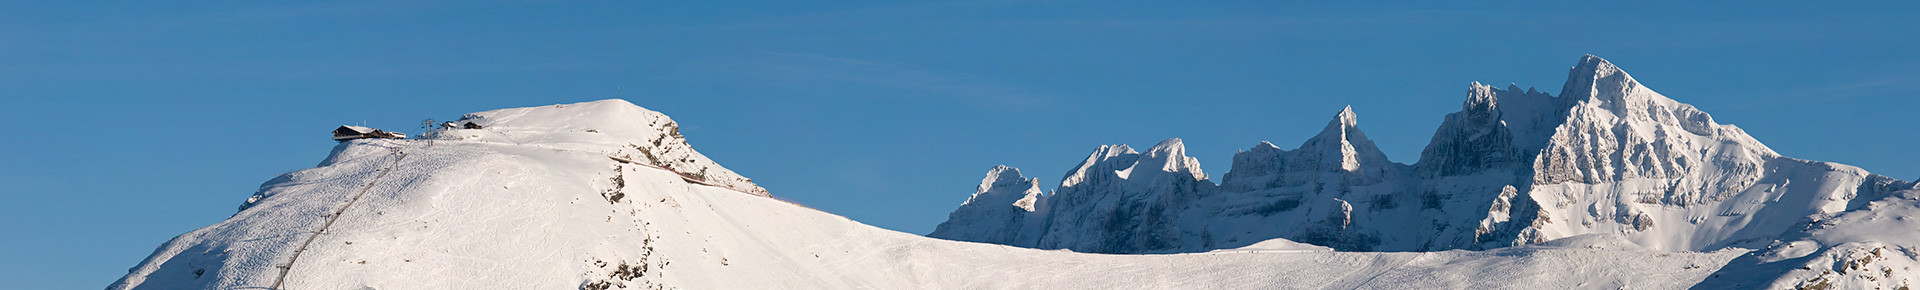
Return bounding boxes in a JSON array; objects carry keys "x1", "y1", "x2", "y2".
[{"x1": 114, "y1": 99, "x2": 1756, "y2": 289}]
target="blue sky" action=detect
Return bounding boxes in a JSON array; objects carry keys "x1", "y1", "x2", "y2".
[{"x1": 3, "y1": 1, "x2": 1917, "y2": 287}]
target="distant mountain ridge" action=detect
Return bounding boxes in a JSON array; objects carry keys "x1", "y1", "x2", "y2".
[{"x1": 931, "y1": 55, "x2": 1920, "y2": 286}]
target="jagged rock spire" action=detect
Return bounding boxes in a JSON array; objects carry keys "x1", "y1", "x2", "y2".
[
  {"x1": 1464, "y1": 82, "x2": 1500, "y2": 117},
  {"x1": 1301, "y1": 106, "x2": 1389, "y2": 173},
  {"x1": 1331, "y1": 106, "x2": 1358, "y2": 128}
]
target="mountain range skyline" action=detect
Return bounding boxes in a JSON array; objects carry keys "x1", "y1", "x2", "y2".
[
  {"x1": 6, "y1": 2, "x2": 1919, "y2": 288},
  {"x1": 929, "y1": 55, "x2": 1912, "y2": 255},
  {"x1": 110, "y1": 56, "x2": 1920, "y2": 286}
]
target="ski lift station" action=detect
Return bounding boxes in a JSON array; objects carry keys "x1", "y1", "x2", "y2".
[{"x1": 332, "y1": 125, "x2": 406, "y2": 141}]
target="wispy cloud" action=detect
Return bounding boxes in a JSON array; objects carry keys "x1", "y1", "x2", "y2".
[
  {"x1": 660, "y1": 52, "x2": 1054, "y2": 109},
  {"x1": 1718, "y1": 69, "x2": 1920, "y2": 110},
  {"x1": 1787, "y1": 73, "x2": 1920, "y2": 101},
  {"x1": 1806, "y1": 76, "x2": 1920, "y2": 93}
]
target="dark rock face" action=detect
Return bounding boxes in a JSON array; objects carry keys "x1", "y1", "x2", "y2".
[{"x1": 1415, "y1": 83, "x2": 1531, "y2": 178}]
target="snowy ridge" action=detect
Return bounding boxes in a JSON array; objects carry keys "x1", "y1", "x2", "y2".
[{"x1": 427, "y1": 100, "x2": 768, "y2": 197}]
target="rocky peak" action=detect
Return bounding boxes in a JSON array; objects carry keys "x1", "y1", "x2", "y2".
[
  {"x1": 1561, "y1": 55, "x2": 1628, "y2": 99},
  {"x1": 979, "y1": 165, "x2": 1029, "y2": 192},
  {"x1": 1033, "y1": 138, "x2": 1218, "y2": 253},
  {"x1": 1059, "y1": 144, "x2": 1141, "y2": 188},
  {"x1": 972, "y1": 165, "x2": 1043, "y2": 211},
  {"x1": 930, "y1": 165, "x2": 1048, "y2": 245},
  {"x1": 1220, "y1": 141, "x2": 1288, "y2": 192},
  {"x1": 1300, "y1": 106, "x2": 1389, "y2": 173},
  {"x1": 1138, "y1": 138, "x2": 1207, "y2": 181},
  {"x1": 1533, "y1": 56, "x2": 1777, "y2": 195},
  {"x1": 1558, "y1": 55, "x2": 1669, "y2": 117},
  {"x1": 1463, "y1": 82, "x2": 1501, "y2": 122},
  {"x1": 1415, "y1": 83, "x2": 1552, "y2": 177},
  {"x1": 1331, "y1": 106, "x2": 1359, "y2": 129}
]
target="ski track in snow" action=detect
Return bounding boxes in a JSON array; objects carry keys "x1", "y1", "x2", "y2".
[{"x1": 272, "y1": 145, "x2": 408, "y2": 289}]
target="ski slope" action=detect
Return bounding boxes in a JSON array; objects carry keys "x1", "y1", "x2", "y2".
[{"x1": 112, "y1": 100, "x2": 1748, "y2": 289}]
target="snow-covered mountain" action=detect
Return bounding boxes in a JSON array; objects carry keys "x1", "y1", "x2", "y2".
[
  {"x1": 116, "y1": 99, "x2": 1751, "y2": 289},
  {"x1": 114, "y1": 98, "x2": 1776, "y2": 289},
  {"x1": 111, "y1": 55, "x2": 1916, "y2": 289},
  {"x1": 932, "y1": 55, "x2": 1920, "y2": 288}
]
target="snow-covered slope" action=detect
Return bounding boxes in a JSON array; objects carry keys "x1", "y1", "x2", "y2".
[
  {"x1": 114, "y1": 99, "x2": 1765, "y2": 289},
  {"x1": 1694, "y1": 175, "x2": 1920, "y2": 289}
]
